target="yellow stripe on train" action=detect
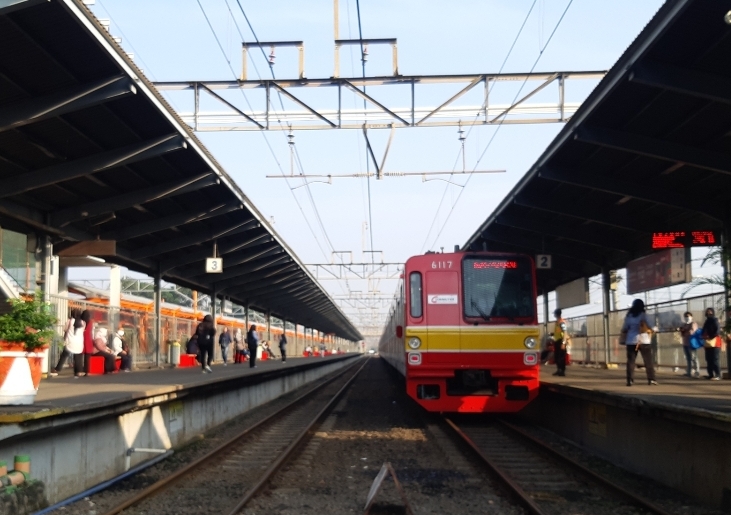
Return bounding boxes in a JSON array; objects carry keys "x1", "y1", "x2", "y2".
[{"x1": 405, "y1": 326, "x2": 540, "y2": 352}]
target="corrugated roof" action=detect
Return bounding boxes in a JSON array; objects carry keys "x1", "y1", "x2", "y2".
[
  {"x1": 0, "y1": 0, "x2": 361, "y2": 341},
  {"x1": 464, "y1": 0, "x2": 730, "y2": 294}
]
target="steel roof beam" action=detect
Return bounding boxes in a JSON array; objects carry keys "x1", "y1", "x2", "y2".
[
  {"x1": 222, "y1": 270, "x2": 302, "y2": 294},
  {"x1": 493, "y1": 213, "x2": 633, "y2": 253},
  {"x1": 537, "y1": 166, "x2": 722, "y2": 220},
  {"x1": 188, "y1": 246, "x2": 283, "y2": 281},
  {"x1": 160, "y1": 229, "x2": 266, "y2": 271},
  {"x1": 103, "y1": 201, "x2": 243, "y2": 242},
  {"x1": 132, "y1": 218, "x2": 255, "y2": 260},
  {"x1": 238, "y1": 277, "x2": 306, "y2": 298},
  {"x1": 575, "y1": 126, "x2": 731, "y2": 175},
  {"x1": 513, "y1": 194, "x2": 662, "y2": 234},
  {"x1": 0, "y1": 75, "x2": 136, "y2": 133},
  {"x1": 219, "y1": 263, "x2": 300, "y2": 291},
  {"x1": 481, "y1": 226, "x2": 608, "y2": 267},
  {"x1": 52, "y1": 172, "x2": 219, "y2": 226},
  {"x1": 629, "y1": 61, "x2": 731, "y2": 105},
  {"x1": 192, "y1": 252, "x2": 287, "y2": 283},
  {"x1": 0, "y1": 134, "x2": 185, "y2": 200}
]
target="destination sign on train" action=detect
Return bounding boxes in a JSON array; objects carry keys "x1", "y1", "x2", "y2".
[
  {"x1": 651, "y1": 231, "x2": 719, "y2": 249},
  {"x1": 472, "y1": 260, "x2": 518, "y2": 269}
]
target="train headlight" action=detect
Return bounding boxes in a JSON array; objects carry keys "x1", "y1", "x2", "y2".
[
  {"x1": 524, "y1": 337, "x2": 537, "y2": 349},
  {"x1": 408, "y1": 337, "x2": 422, "y2": 350}
]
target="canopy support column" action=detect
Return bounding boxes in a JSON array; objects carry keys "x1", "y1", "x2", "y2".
[
  {"x1": 722, "y1": 225, "x2": 731, "y2": 376},
  {"x1": 154, "y1": 267, "x2": 162, "y2": 368},
  {"x1": 602, "y1": 269, "x2": 612, "y2": 366}
]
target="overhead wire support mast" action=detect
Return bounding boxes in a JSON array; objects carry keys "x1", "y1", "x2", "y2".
[{"x1": 154, "y1": 71, "x2": 606, "y2": 132}]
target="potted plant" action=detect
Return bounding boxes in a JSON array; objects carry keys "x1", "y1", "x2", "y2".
[{"x1": 0, "y1": 295, "x2": 57, "y2": 405}]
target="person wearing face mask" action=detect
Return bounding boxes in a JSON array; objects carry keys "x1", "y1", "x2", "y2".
[
  {"x1": 678, "y1": 311, "x2": 699, "y2": 378},
  {"x1": 701, "y1": 308, "x2": 722, "y2": 380}
]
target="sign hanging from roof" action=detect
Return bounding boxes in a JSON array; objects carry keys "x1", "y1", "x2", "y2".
[
  {"x1": 651, "y1": 231, "x2": 719, "y2": 249},
  {"x1": 626, "y1": 248, "x2": 691, "y2": 295}
]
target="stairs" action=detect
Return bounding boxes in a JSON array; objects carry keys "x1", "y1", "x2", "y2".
[{"x1": 0, "y1": 266, "x2": 23, "y2": 314}]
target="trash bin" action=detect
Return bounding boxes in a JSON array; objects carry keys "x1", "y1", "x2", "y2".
[{"x1": 171, "y1": 342, "x2": 181, "y2": 366}]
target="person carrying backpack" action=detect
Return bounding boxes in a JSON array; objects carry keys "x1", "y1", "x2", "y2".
[
  {"x1": 701, "y1": 308, "x2": 722, "y2": 380},
  {"x1": 196, "y1": 315, "x2": 216, "y2": 373},
  {"x1": 247, "y1": 324, "x2": 259, "y2": 369}
]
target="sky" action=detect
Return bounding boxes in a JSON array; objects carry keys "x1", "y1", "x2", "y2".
[{"x1": 68, "y1": 0, "x2": 728, "y2": 337}]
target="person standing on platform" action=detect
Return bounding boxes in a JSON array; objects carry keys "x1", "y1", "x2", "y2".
[
  {"x1": 50, "y1": 308, "x2": 84, "y2": 377},
  {"x1": 551, "y1": 309, "x2": 568, "y2": 377},
  {"x1": 678, "y1": 311, "x2": 699, "y2": 378},
  {"x1": 112, "y1": 329, "x2": 132, "y2": 372},
  {"x1": 621, "y1": 299, "x2": 657, "y2": 386},
  {"x1": 80, "y1": 310, "x2": 94, "y2": 377},
  {"x1": 233, "y1": 328, "x2": 245, "y2": 364},
  {"x1": 219, "y1": 326, "x2": 232, "y2": 366},
  {"x1": 701, "y1": 307, "x2": 722, "y2": 380},
  {"x1": 279, "y1": 332, "x2": 287, "y2": 363},
  {"x1": 196, "y1": 315, "x2": 216, "y2": 373},
  {"x1": 247, "y1": 324, "x2": 259, "y2": 368}
]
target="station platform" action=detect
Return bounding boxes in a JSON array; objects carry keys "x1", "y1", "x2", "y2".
[
  {"x1": 0, "y1": 354, "x2": 356, "y2": 427},
  {"x1": 539, "y1": 364, "x2": 731, "y2": 426}
]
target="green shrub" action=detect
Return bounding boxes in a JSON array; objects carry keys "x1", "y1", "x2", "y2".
[{"x1": 0, "y1": 294, "x2": 57, "y2": 351}]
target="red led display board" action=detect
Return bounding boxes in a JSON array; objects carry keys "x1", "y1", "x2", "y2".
[
  {"x1": 472, "y1": 261, "x2": 518, "y2": 269},
  {"x1": 652, "y1": 231, "x2": 718, "y2": 249}
]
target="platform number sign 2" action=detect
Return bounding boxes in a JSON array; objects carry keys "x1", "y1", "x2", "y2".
[
  {"x1": 206, "y1": 257, "x2": 223, "y2": 273},
  {"x1": 536, "y1": 254, "x2": 552, "y2": 269}
]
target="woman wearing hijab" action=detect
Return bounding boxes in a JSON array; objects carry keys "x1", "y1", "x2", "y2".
[
  {"x1": 50, "y1": 308, "x2": 84, "y2": 377},
  {"x1": 701, "y1": 307, "x2": 722, "y2": 380},
  {"x1": 80, "y1": 310, "x2": 94, "y2": 377},
  {"x1": 196, "y1": 315, "x2": 216, "y2": 373},
  {"x1": 620, "y1": 299, "x2": 657, "y2": 386}
]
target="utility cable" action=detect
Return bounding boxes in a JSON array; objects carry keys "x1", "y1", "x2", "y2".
[
  {"x1": 195, "y1": 0, "x2": 331, "y2": 262},
  {"x1": 428, "y1": 0, "x2": 574, "y2": 250},
  {"x1": 355, "y1": 0, "x2": 376, "y2": 264},
  {"x1": 420, "y1": 0, "x2": 538, "y2": 252}
]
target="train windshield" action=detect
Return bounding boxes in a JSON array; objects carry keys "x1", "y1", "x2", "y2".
[{"x1": 462, "y1": 256, "x2": 534, "y2": 321}]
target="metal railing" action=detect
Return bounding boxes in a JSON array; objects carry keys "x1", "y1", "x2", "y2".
[{"x1": 545, "y1": 293, "x2": 728, "y2": 370}]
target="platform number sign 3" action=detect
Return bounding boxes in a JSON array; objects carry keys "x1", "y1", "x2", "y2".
[
  {"x1": 536, "y1": 254, "x2": 552, "y2": 269},
  {"x1": 206, "y1": 257, "x2": 223, "y2": 273}
]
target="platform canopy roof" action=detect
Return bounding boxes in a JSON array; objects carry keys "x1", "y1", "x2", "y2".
[
  {"x1": 464, "y1": 0, "x2": 731, "y2": 293},
  {"x1": 0, "y1": 0, "x2": 361, "y2": 341}
]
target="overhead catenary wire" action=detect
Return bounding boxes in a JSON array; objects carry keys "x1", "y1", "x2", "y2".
[
  {"x1": 428, "y1": 0, "x2": 574, "y2": 251},
  {"x1": 226, "y1": 0, "x2": 354, "y2": 297},
  {"x1": 355, "y1": 0, "x2": 376, "y2": 265},
  {"x1": 420, "y1": 0, "x2": 538, "y2": 253},
  {"x1": 194, "y1": 0, "x2": 332, "y2": 263}
]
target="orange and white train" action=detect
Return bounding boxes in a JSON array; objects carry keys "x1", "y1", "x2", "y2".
[{"x1": 379, "y1": 252, "x2": 540, "y2": 413}]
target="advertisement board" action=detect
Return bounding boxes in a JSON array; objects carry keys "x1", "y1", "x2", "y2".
[
  {"x1": 626, "y1": 248, "x2": 691, "y2": 294},
  {"x1": 556, "y1": 277, "x2": 590, "y2": 309}
]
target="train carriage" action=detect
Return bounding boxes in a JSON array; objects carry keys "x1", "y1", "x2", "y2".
[{"x1": 379, "y1": 252, "x2": 540, "y2": 413}]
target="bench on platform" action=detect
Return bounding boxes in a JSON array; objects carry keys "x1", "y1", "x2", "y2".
[
  {"x1": 179, "y1": 354, "x2": 198, "y2": 367},
  {"x1": 88, "y1": 355, "x2": 121, "y2": 375}
]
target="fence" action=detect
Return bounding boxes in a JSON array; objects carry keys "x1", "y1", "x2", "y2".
[
  {"x1": 547, "y1": 293, "x2": 728, "y2": 370},
  {"x1": 47, "y1": 295, "x2": 353, "y2": 370}
]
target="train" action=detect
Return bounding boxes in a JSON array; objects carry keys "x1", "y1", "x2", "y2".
[{"x1": 379, "y1": 252, "x2": 540, "y2": 413}]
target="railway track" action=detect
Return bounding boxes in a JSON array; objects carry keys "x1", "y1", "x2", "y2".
[
  {"x1": 100, "y1": 357, "x2": 367, "y2": 515},
  {"x1": 446, "y1": 418, "x2": 676, "y2": 515}
]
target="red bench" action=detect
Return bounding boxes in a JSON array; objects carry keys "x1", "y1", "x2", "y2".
[
  {"x1": 179, "y1": 354, "x2": 197, "y2": 367},
  {"x1": 88, "y1": 355, "x2": 121, "y2": 375}
]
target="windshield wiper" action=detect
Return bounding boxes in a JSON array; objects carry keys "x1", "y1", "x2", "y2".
[{"x1": 471, "y1": 300, "x2": 491, "y2": 322}]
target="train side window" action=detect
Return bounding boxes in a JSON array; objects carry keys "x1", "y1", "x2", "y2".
[{"x1": 409, "y1": 272, "x2": 423, "y2": 318}]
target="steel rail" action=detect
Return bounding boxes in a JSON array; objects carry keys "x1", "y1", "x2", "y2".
[
  {"x1": 445, "y1": 417, "x2": 676, "y2": 515},
  {"x1": 444, "y1": 418, "x2": 546, "y2": 515},
  {"x1": 99, "y1": 357, "x2": 365, "y2": 515},
  {"x1": 498, "y1": 420, "x2": 675, "y2": 515},
  {"x1": 225, "y1": 357, "x2": 369, "y2": 514}
]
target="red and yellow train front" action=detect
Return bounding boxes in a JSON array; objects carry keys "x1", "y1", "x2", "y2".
[{"x1": 403, "y1": 253, "x2": 539, "y2": 413}]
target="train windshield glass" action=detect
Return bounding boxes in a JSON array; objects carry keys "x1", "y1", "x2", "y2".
[{"x1": 462, "y1": 256, "x2": 534, "y2": 321}]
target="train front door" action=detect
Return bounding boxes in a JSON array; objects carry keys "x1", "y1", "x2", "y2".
[{"x1": 425, "y1": 270, "x2": 460, "y2": 363}]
